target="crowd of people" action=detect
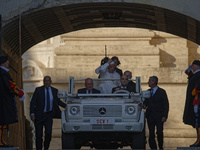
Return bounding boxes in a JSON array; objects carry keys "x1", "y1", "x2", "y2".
[
  {"x1": 79, "y1": 56, "x2": 170, "y2": 149},
  {"x1": 1, "y1": 54, "x2": 200, "y2": 149}
]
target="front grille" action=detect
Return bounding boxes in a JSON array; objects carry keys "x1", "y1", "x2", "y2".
[
  {"x1": 83, "y1": 105, "x2": 122, "y2": 117},
  {"x1": 92, "y1": 124, "x2": 113, "y2": 130}
]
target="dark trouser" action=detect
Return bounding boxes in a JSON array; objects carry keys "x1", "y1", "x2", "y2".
[
  {"x1": 147, "y1": 114, "x2": 164, "y2": 150},
  {"x1": 34, "y1": 112, "x2": 53, "y2": 150}
]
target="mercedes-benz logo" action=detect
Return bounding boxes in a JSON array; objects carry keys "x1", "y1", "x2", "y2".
[{"x1": 99, "y1": 107, "x2": 106, "y2": 115}]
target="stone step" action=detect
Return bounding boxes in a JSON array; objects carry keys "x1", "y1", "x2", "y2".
[
  {"x1": 0, "y1": 148, "x2": 19, "y2": 150},
  {"x1": 49, "y1": 138, "x2": 61, "y2": 150},
  {"x1": 49, "y1": 137, "x2": 197, "y2": 150},
  {"x1": 50, "y1": 120, "x2": 197, "y2": 149},
  {"x1": 164, "y1": 138, "x2": 196, "y2": 149},
  {"x1": 177, "y1": 147, "x2": 200, "y2": 150}
]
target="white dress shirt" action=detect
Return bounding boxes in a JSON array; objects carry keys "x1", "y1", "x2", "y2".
[{"x1": 96, "y1": 63, "x2": 120, "y2": 94}]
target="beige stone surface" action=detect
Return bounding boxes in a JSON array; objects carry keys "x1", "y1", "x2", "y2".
[
  {"x1": 54, "y1": 56, "x2": 160, "y2": 69},
  {"x1": 49, "y1": 138, "x2": 61, "y2": 150},
  {"x1": 55, "y1": 45, "x2": 159, "y2": 55},
  {"x1": 63, "y1": 28, "x2": 155, "y2": 38}
]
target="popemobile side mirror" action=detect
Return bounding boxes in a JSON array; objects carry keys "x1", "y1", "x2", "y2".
[
  {"x1": 141, "y1": 90, "x2": 151, "y2": 99},
  {"x1": 57, "y1": 91, "x2": 67, "y2": 100}
]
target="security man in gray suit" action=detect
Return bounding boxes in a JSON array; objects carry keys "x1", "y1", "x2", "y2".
[
  {"x1": 143, "y1": 76, "x2": 169, "y2": 150},
  {"x1": 30, "y1": 76, "x2": 66, "y2": 150}
]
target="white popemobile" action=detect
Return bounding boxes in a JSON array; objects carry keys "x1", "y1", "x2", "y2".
[{"x1": 58, "y1": 77, "x2": 150, "y2": 149}]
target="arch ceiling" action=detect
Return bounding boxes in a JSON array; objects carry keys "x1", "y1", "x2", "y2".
[{"x1": 2, "y1": 2, "x2": 200, "y2": 56}]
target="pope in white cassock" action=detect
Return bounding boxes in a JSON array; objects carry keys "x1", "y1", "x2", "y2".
[{"x1": 95, "y1": 58, "x2": 120, "y2": 94}]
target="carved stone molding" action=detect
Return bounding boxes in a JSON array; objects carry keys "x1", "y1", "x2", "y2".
[{"x1": 22, "y1": 60, "x2": 43, "y2": 81}]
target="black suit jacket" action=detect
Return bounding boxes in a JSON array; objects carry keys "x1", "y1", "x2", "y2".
[
  {"x1": 127, "y1": 81, "x2": 136, "y2": 93},
  {"x1": 30, "y1": 86, "x2": 66, "y2": 120},
  {"x1": 0, "y1": 68, "x2": 18, "y2": 125},
  {"x1": 77, "y1": 88, "x2": 101, "y2": 94},
  {"x1": 143, "y1": 87, "x2": 169, "y2": 119},
  {"x1": 115, "y1": 67, "x2": 123, "y2": 76},
  {"x1": 183, "y1": 71, "x2": 200, "y2": 127}
]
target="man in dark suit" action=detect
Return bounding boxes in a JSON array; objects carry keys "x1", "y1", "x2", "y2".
[
  {"x1": 78, "y1": 78, "x2": 100, "y2": 94},
  {"x1": 124, "y1": 70, "x2": 136, "y2": 93},
  {"x1": 30, "y1": 76, "x2": 66, "y2": 150},
  {"x1": 112, "y1": 75, "x2": 132, "y2": 93},
  {"x1": 143, "y1": 76, "x2": 169, "y2": 150}
]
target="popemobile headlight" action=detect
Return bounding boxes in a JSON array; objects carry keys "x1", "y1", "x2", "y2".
[
  {"x1": 70, "y1": 106, "x2": 79, "y2": 115},
  {"x1": 126, "y1": 106, "x2": 135, "y2": 115}
]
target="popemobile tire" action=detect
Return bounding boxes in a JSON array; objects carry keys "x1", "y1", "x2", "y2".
[
  {"x1": 131, "y1": 119, "x2": 146, "y2": 149},
  {"x1": 62, "y1": 131, "x2": 75, "y2": 149}
]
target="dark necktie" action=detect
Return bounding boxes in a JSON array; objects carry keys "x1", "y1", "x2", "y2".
[
  {"x1": 46, "y1": 88, "x2": 50, "y2": 112},
  {"x1": 87, "y1": 90, "x2": 91, "y2": 94},
  {"x1": 151, "y1": 89, "x2": 154, "y2": 97}
]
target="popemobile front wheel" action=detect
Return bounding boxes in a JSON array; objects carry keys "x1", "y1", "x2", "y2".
[
  {"x1": 62, "y1": 131, "x2": 75, "y2": 149},
  {"x1": 131, "y1": 120, "x2": 146, "y2": 149}
]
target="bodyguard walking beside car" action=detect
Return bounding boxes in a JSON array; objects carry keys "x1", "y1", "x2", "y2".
[
  {"x1": 30, "y1": 76, "x2": 66, "y2": 150},
  {"x1": 143, "y1": 76, "x2": 169, "y2": 149}
]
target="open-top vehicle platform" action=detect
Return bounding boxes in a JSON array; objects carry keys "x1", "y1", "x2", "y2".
[{"x1": 58, "y1": 77, "x2": 150, "y2": 149}]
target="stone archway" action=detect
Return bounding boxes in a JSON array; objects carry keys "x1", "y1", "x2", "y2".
[{"x1": 1, "y1": 1, "x2": 200, "y2": 56}]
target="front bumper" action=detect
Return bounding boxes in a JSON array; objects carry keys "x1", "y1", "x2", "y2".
[{"x1": 62, "y1": 111, "x2": 145, "y2": 133}]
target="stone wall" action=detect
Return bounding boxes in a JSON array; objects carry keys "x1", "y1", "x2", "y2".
[{"x1": 22, "y1": 27, "x2": 200, "y2": 149}]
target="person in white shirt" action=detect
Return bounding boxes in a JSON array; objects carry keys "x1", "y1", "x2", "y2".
[{"x1": 95, "y1": 58, "x2": 120, "y2": 94}]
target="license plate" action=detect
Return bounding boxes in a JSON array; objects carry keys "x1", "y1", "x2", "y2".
[{"x1": 90, "y1": 118, "x2": 115, "y2": 124}]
